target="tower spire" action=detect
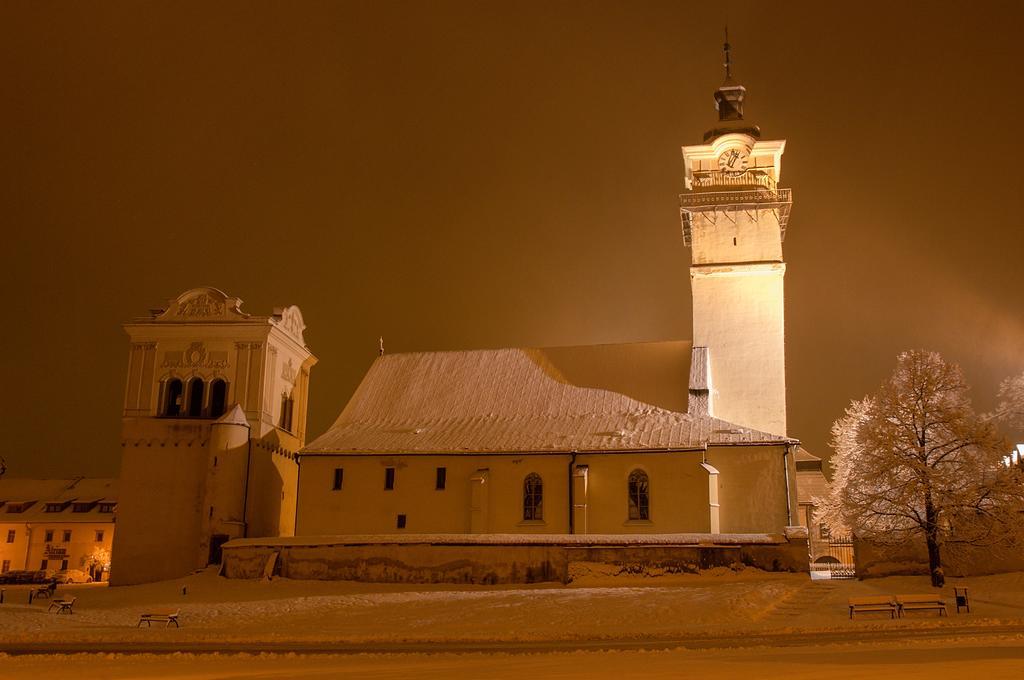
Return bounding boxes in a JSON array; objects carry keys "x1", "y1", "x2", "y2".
[
  {"x1": 704, "y1": 29, "x2": 760, "y2": 141},
  {"x1": 723, "y1": 26, "x2": 732, "y2": 83}
]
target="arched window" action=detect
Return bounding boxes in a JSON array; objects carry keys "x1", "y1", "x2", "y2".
[
  {"x1": 187, "y1": 378, "x2": 205, "y2": 418},
  {"x1": 628, "y1": 469, "x2": 650, "y2": 520},
  {"x1": 163, "y1": 379, "x2": 183, "y2": 417},
  {"x1": 523, "y1": 473, "x2": 543, "y2": 521},
  {"x1": 209, "y1": 379, "x2": 228, "y2": 418},
  {"x1": 279, "y1": 394, "x2": 294, "y2": 432}
]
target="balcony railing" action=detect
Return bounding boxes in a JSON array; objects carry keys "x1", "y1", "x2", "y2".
[
  {"x1": 679, "y1": 188, "x2": 792, "y2": 210},
  {"x1": 679, "y1": 188, "x2": 793, "y2": 245},
  {"x1": 691, "y1": 169, "x2": 777, "y2": 191}
]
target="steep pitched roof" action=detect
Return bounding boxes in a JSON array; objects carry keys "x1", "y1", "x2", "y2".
[{"x1": 303, "y1": 344, "x2": 792, "y2": 455}]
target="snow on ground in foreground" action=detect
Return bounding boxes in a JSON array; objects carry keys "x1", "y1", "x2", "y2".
[
  {"x1": 2, "y1": 639, "x2": 1024, "y2": 680},
  {"x1": 2, "y1": 567, "x2": 1024, "y2": 645}
]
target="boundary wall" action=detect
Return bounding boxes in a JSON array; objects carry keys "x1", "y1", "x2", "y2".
[{"x1": 222, "y1": 532, "x2": 809, "y2": 584}]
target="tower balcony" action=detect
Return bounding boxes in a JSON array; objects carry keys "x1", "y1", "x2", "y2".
[
  {"x1": 679, "y1": 188, "x2": 792, "y2": 246},
  {"x1": 690, "y1": 169, "x2": 777, "y2": 191}
]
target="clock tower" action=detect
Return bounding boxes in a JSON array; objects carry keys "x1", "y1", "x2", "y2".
[{"x1": 680, "y1": 38, "x2": 792, "y2": 436}]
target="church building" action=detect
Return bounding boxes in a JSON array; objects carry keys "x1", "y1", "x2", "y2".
[
  {"x1": 294, "y1": 62, "x2": 801, "y2": 539},
  {"x1": 111, "y1": 52, "x2": 814, "y2": 585}
]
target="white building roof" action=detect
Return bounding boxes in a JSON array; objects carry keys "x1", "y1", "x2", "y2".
[
  {"x1": 0, "y1": 477, "x2": 117, "y2": 523},
  {"x1": 303, "y1": 344, "x2": 793, "y2": 456}
]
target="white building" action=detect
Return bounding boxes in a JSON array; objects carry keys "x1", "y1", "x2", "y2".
[
  {"x1": 116, "y1": 58, "x2": 815, "y2": 584},
  {"x1": 293, "y1": 66, "x2": 803, "y2": 539},
  {"x1": 0, "y1": 478, "x2": 117, "y2": 580},
  {"x1": 110, "y1": 288, "x2": 316, "y2": 585}
]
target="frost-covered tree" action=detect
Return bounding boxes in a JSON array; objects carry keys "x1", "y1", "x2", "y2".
[
  {"x1": 994, "y1": 371, "x2": 1024, "y2": 428},
  {"x1": 819, "y1": 350, "x2": 1024, "y2": 587}
]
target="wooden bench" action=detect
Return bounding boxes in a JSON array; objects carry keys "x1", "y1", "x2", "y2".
[
  {"x1": 47, "y1": 597, "x2": 76, "y2": 614},
  {"x1": 897, "y1": 594, "x2": 947, "y2": 617},
  {"x1": 33, "y1": 583, "x2": 55, "y2": 599},
  {"x1": 138, "y1": 609, "x2": 181, "y2": 628},
  {"x1": 848, "y1": 595, "x2": 898, "y2": 619}
]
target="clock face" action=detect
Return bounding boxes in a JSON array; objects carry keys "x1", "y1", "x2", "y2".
[{"x1": 717, "y1": 148, "x2": 750, "y2": 175}]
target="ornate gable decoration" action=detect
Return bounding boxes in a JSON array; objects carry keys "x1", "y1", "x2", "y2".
[
  {"x1": 153, "y1": 287, "x2": 250, "y2": 323},
  {"x1": 271, "y1": 305, "x2": 306, "y2": 345}
]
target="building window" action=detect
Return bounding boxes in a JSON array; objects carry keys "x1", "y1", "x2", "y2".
[
  {"x1": 73, "y1": 502, "x2": 94, "y2": 513},
  {"x1": 436, "y1": 467, "x2": 447, "y2": 490},
  {"x1": 98, "y1": 503, "x2": 116, "y2": 513},
  {"x1": 45, "y1": 503, "x2": 64, "y2": 513},
  {"x1": 5, "y1": 530, "x2": 14, "y2": 543},
  {"x1": 95, "y1": 530, "x2": 105, "y2": 542},
  {"x1": 163, "y1": 378, "x2": 183, "y2": 417},
  {"x1": 280, "y1": 394, "x2": 294, "y2": 432},
  {"x1": 187, "y1": 378, "x2": 205, "y2": 418},
  {"x1": 209, "y1": 379, "x2": 228, "y2": 418},
  {"x1": 60, "y1": 559, "x2": 68, "y2": 570},
  {"x1": 396, "y1": 514, "x2": 407, "y2": 529},
  {"x1": 332, "y1": 468, "x2": 344, "y2": 490},
  {"x1": 62, "y1": 530, "x2": 72, "y2": 542},
  {"x1": 44, "y1": 530, "x2": 54, "y2": 542},
  {"x1": 523, "y1": 473, "x2": 543, "y2": 521},
  {"x1": 40, "y1": 559, "x2": 48, "y2": 570},
  {"x1": 385, "y1": 467, "x2": 395, "y2": 490},
  {"x1": 628, "y1": 469, "x2": 650, "y2": 520},
  {"x1": 1, "y1": 560, "x2": 9, "y2": 573}
]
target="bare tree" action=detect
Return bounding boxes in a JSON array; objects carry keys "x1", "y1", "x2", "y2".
[{"x1": 819, "y1": 350, "x2": 1024, "y2": 587}]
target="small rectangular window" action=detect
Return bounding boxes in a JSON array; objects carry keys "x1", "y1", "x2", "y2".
[
  {"x1": 60, "y1": 559, "x2": 68, "y2": 570},
  {"x1": 396, "y1": 514, "x2": 407, "y2": 529},
  {"x1": 99, "y1": 503, "x2": 116, "y2": 513},
  {"x1": 435, "y1": 467, "x2": 446, "y2": 490},
  {"x1": 63, "y1": 530, "x2": 72, "y2": 542},
  {"x1": 332, "y1": 468, "x2": 344, "y2": 491},
  {"x1": 385, "y1": 467, "x2": 395, "y2": 490},
  {"x1": 5, "y1": 530, "x2": 14, "y2": 543},
  {"x1": 1, "y1": 560, "x2": 9, "y2": 573},
  {"x1": 95, "y1": 530, "x2": 104, "y2": 542},
  {"x1": 45, "y1": 530, "x2": 54, "y2": 543},
  {"x1": 40, "y1": 559, "x2": 48, "y2": 570}
]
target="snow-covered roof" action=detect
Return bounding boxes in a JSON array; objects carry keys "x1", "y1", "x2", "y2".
[
  {"x1": 303, "y1": 343, "x2": 792, "y2": 456},
  {"x1": 0, "y1": 478, "x2": 117, "y2": 523}
]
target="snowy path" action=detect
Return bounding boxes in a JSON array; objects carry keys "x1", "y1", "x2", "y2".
[
  {"x1": 1, "y1": 622, "x2": 1023, "y2": 655},
  {"x1": 2, "y1": 639, "x2": 1024, "y2": 680}
]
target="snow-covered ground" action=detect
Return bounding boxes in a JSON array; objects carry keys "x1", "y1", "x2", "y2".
[{"x1": 2, "y1": 566, "x2": 1024, "y2": 677}]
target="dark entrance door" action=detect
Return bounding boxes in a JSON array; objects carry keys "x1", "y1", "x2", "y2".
[{"x1": 208, "y1": 534, "x2": 230, "y2": 565}]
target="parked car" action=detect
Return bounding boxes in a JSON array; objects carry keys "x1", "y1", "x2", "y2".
[
  {"x1": 50, "y1": 569, "x2": 93, "y2": 584},
  {"x1": 0, "y1": 570, "x2": 49, "y2": 585}
]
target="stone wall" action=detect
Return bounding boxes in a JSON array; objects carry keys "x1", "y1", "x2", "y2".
[{"x1": 222, "y1": 534, "x2": 809, "y2": 584}]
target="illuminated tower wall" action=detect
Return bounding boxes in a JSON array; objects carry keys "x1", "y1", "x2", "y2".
[{"x1": 680, "y1": 76, "x2": 792, "y2": 437}]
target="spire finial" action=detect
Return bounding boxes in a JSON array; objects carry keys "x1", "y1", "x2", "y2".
[{"x1": 723, "y1": 26, "x2": 732, "y2": 83}]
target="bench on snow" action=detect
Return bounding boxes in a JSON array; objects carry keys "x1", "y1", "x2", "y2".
[
  {"x1": 47, "y1": 597, "x2": 76, "y2": 614},
  {"x1": 848, "y1": 596, "x2": 897, "y2": 619},
  {"x1": 137, "y1": 609, "x2": 181, "y2": 628},
  {"x1": 33, "y1": 582, "x2": 56, "y2": 599},
  {"x1": 897, "y1": 594, "x2": 947, "y2": 617}
]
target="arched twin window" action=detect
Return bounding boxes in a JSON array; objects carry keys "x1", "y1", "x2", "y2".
[
  {"x1": 209, "y1": 379, "x2": 227, "y2": 418},
  {"x1": 628, "y1": 469, "x2": 650, "y2": 520},
  {"x1": 163, "y1": 379, "x2": 183, "y2": 417},
  {"x1": 523, "y1": 473, "x2": 543, "y2": 521},
  {"x1": 160, "y1": 377, "x2": 228, "y2": 418},
  {"x1": 187, "y1": 378, "x2": 205, "y2": 417}
]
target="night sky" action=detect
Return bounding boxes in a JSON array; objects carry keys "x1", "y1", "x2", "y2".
[{"x1": 3, "y1": 1, "x2": 1022, "y2": 478}]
